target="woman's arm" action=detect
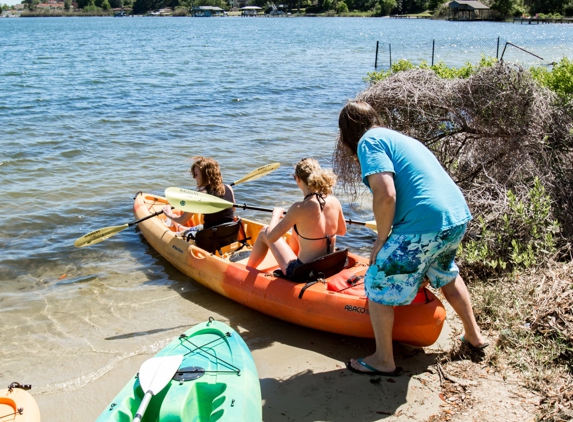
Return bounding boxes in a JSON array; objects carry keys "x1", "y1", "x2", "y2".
[
  {"x1": 368, "y1": 172, "x2": 396, "y2": 265},
  {"x1": 334, "y1": 197, "x2": 347, "y2": 236},
  {"x1": 162, "y1": 206, "x2": 193, "y2": 226},
  {"x1": 228, "y1": 185, "x2": 236, "y2": 215},
  {"x1": 265, "y1": 203, "x2": 300, "y2": 244},
  {"x1": 227, "y1": 185, "x2": 236, "y2": 203}
]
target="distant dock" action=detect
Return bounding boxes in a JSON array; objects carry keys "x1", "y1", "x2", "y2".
[
  {"x1": 390, "y1": 15, "x2": 431, "y2": 19},
  {"x1": 513, "y1": 17, "x2": 573, "y2": 24}
]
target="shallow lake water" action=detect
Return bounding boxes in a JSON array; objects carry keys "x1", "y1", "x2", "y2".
[{"x1": 1, "y1": 16, "x2": 571, "y2": 420}]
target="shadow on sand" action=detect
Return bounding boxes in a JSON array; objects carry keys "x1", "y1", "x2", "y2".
[{"x1": 136, "y1": 233, "x2": 442, "y2": 421}]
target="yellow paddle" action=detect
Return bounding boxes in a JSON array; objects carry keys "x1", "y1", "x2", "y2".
[
  {"x1": 230, "y1": 162, "x2": 279, "y2": 186},
  {"x1": 74, "y1": 163, "x2": 281, "y2": 248},
  {"x1": 164, "y1": 188, "x2": 378, "y2": 233}
]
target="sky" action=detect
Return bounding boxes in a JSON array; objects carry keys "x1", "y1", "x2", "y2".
[{"x1": 3, "y1": 0, "x2": 23, "y2": 6}]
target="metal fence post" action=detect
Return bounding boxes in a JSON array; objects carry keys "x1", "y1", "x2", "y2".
[
  {"x1": 375, "y1": 41, "x2": 379, "y2": 69},
  {"x1": 496, "y1": 36, "x2": 500, "y2": 59},
  {"x1": 431, "y1": 39, "x2": 435, "y2": 66},
  {"x1": 389, "y1": 43, "x2": 392, "y2": 68}
]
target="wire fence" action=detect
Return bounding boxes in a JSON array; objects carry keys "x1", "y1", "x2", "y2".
[{"x1": 373, "y1": 36, "x2": 573, "y2": 69}]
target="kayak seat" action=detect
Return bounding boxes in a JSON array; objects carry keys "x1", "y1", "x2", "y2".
[
  {"x1": 188, "y1": 218, "x2": 249, "y2": 255},
  {"x1": 276, "y1": 248, "x2": 349, "y2": 283}
]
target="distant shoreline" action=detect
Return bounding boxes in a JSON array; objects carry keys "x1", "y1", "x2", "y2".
[{"x1": 4, "y1": 10, "x2": 438, "y2": 18}]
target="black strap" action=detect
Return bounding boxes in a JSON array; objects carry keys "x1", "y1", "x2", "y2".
[
  {"x1": 304, "y1": 192, "x2": 326, "y2": 211},
  {"x1": 292, "y1": 193, "x2": 333, "y2": 254},
  {"x1": 293, "y1": 226, "x2": 333, "y2": 254},
  {"x1": 185, "y1": 230, "x2": 196, "y2": 242},
  {"x1": 298, "y1": 279, "x2": 321, "y2": 299},
  {"x1": 235, "y1": 221, "x2": 250, "y2": 252}
]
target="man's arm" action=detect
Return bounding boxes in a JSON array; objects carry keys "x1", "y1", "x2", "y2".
[{"x1": 368, "y1": 172, "x2": 396, "y2": 265}]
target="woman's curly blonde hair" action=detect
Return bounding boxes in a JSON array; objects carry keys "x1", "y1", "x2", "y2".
[
  {"x1": 191, "y1": 156, "x2": 225, "y2": 197},
  {"x1": 294, "y1": 158, "x2": 337, "y2": 195}
]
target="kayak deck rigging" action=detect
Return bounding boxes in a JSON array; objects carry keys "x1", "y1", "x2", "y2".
[{"x1": 178, "y1": 327, "x2": 242, "y2": 376}]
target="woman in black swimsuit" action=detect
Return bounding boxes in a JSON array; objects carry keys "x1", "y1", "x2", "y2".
[
  {"x1": 162, "y1": 156, "x2": 235, "y2": 230},
  {"x1": 247, "y1": 158, "x2": 346, "y2": 277}
]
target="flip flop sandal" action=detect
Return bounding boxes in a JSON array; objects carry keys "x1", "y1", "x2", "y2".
[
  {"x1": 346, "y1": 358, "x2": 403, "y2": 377},
  {"x1": 460, "y1": 335, "x2": 489, "y2": 350}
]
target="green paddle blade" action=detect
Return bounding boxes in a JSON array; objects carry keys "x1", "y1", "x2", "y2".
[
  {"x1": 231, "y1": 162, "x2": 280, "y2": 186},
  {"x1": 74, "y1": 224, "x2": 129, "y2": 248},
  {"x1": 165, "y1": 187, "x2": 233, "y2": 214}
]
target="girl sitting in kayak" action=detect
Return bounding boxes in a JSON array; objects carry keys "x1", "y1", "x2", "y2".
[
  {"x1": 247, "y1": 158, "x2": 346, "y2": 277},
  {"x1": 162, "y1": 156, "x2": 235, "y2": 231}
]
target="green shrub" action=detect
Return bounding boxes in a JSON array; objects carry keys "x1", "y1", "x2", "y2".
[
  {"x1": 83, "y1": 0, "x2": 101, "y2": 12},
  {"x1": 460, "y1": 177, "x2": 560, "y2": 274},
  {"x1": 365, "y1": 56, "x2": 498, "y2": 84},
  {"x1": 173, "y1": 6, "x2": 189, "y2": 15},
  {"x1": 530, "y1": 57, "x2": 573, "y2": 100},
  {"x1": 336, "y1": 1, "x2": 348, "y2": 13}
]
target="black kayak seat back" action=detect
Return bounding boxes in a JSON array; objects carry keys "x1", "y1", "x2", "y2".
[
  {"x1": 192, "y1": 219, "x2": 247, "y2": 255},
  {"x1": 288, "y1": 249, "x2": 349, "y2": 282}
]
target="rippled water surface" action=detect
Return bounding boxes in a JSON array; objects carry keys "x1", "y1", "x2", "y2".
[{"x1": 1, "y1": 16, "x2": 572, "y2": 420}]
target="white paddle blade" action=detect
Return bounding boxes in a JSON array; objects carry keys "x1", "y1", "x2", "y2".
[
  {"x1": 165, "y1": 187, "x2": 233, "y2": 214},
  {"x1": 133, "y1": 355, "x2": 183, "y2": 422},
  {"x1": 74, "y1": 224, "x2": 129, "y2": 248},
  {"x1": 138, "y1": 354, "x2": 183, "y2": 395},
  {"x1": 232, "y1": 162, "x2": 280, "y2": 185}
]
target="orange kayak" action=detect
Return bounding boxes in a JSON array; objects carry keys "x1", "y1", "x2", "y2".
[
  {"x1": 134, "y1": 192, "x2": 446, "y2": 347},
  {"x1": 0, "y1": 384, "x2": 40, "y2": 422}
]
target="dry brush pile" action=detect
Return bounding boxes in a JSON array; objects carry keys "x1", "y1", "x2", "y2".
[
  {"x1": 356, "y1": 63, "x2": 573, "y2": 275},
  {"x1": 352, "y1": 62, "x2": 573, "y2": 420}
]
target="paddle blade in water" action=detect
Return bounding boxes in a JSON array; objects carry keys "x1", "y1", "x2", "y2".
[
  {"x1": 74, "y1": 224, "x2": 129, "y2": 248},
  {"x1": 165, "y1": 187, "x2": 233, "y2": 214}
]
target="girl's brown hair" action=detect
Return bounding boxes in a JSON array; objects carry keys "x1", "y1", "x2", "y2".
[
  {"x1": 294, "y1": 158, "x2": 337, "y2": 196},
  {"x1": 191, "y1": 156, "x2": 225, "y2": 197}
]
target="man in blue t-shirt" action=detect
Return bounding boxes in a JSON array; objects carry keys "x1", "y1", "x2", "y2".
[{"x1": 336, "y1": 101, "x2": 488, "y2": 377}]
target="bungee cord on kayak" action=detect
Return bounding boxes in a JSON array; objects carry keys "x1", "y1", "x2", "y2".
[{"x1": 178, "y1": 327, "x2": 242, "y2": 375}]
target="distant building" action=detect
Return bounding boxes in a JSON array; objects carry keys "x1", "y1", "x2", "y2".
[
  {"x1": 113, "y1": 8, "x2": 130, "y2": 16},
  {"x1": 157, "y1": 7, "x2": 172, "y2": 15},
  {"x1": 37, "y1": 2, "x2": 66, "y2": 9},
  {"x1": 2, "y1": 9, "x2": 20, "y2": 16},
  {"x1": 241, "y1": 5, "x2": 261, "y2": 16},
  {"x1": 447, "y1": 0, "x2": 490, "y2": 20},
  {"x1": 192, "y1": 6, "x2": 224, "y2": 16}
]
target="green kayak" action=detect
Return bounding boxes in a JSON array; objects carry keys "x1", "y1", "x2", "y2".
[{"x1": 96, "y1": 318, "x2": 262, "y2": 421}]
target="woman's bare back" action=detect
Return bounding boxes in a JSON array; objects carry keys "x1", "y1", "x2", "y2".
[{"x1": 291, "y1": 195, "x2": 345, "y2": 263}]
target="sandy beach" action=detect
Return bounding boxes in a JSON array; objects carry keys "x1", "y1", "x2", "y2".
[{"x1": 28, "y1": 285, "x2": 539, "y2": 422}]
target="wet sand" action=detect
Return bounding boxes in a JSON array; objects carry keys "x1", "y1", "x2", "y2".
[{"x1": 31, "y1": 284, "x2": 454, "y2": 422}]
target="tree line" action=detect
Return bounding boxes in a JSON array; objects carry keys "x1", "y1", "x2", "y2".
[{"x1": 6, "y1": 0, "x2": 572, "y2": 23}]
